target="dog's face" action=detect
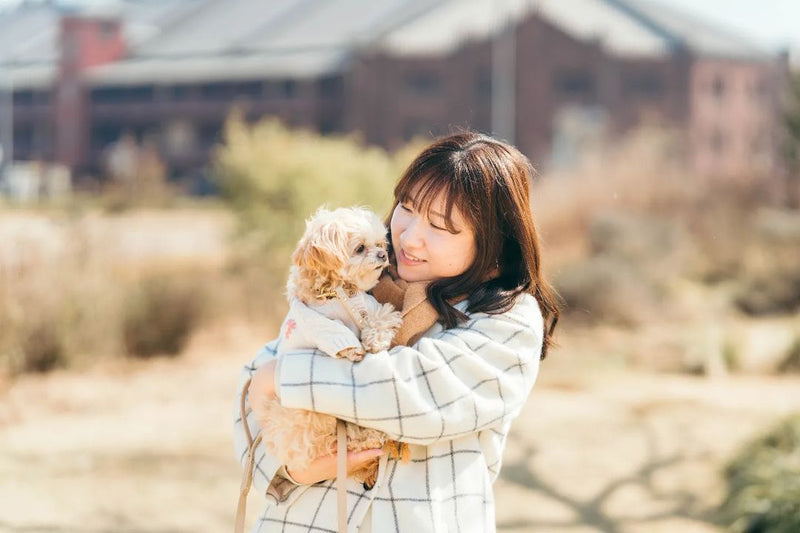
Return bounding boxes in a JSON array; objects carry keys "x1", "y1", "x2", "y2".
[{"x1": 293, "y1": 207, "x2": 389, "y2": 293}]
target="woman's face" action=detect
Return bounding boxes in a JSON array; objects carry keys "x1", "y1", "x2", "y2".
[{"x1": 390, "y1": 189, "x2": 477, "y2": 283}]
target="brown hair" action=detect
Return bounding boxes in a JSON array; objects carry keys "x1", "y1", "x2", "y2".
[{"x1": 387, "y1": 131, "x2": 560, "y2": 359}]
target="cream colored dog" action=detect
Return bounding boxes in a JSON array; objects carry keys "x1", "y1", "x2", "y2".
[{"x1": 252, "y1": 206, "x2": 404, "y2": 486}]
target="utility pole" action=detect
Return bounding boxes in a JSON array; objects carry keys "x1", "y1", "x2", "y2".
[
  {"x1": 0, "y1": 66, "x2": 12, "y2": 189},
  {"x1": 491, "y1": 0, "x2": 516, "y2": 144}
]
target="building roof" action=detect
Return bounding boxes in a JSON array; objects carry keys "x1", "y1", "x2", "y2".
[
  {"x1": 0, "y1": 0, "x2": 776, "y2": 90},
  {"x1": 377, "y1": 0, "x2": 674, "y2": 58},
  {"x1": 93, "y1": 0, "x2": 443, "y2": 86},
  {"x1": 376, "y1": 0, "x2": 770, "y2": 59},
  {"x1": 620, "y1": 0, "x2": 771, "y2": 60}
]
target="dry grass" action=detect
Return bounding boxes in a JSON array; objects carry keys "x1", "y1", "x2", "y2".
[{"x1": 0, "y1": 209, "x2": 233, "y2": 377}]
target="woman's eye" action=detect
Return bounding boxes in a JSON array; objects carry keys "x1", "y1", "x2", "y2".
[
  {"x1": 400, "y1": 203, "x2": 413, "y2": 213},
  {"x1": 355, "y1": 244, "x2": 365, "y2": 254}
]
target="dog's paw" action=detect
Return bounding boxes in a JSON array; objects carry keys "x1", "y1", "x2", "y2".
[
  {"x1": 336, "y1": 345, "x2": 366, "y2": 362},
  {"x1": 361, "y1": 328, "x2": 393, "y2": 353},
  {"x1": 375, "y1": 304, "x2": 403, "y2": 331},
  {"x1": 361, "y1": 304, "x2": 403, "y2": 352}
]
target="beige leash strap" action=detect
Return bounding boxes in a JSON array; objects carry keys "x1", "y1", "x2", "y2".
[
  {"x1": 334, "y1": 287, "x2": 369, "y2": 330},
  {"x1": 235, "y1": 377, "x2": 261, "y2": 533},
  {"x1": 337, "y1": 419, "x2": 348, "y2": 533}
]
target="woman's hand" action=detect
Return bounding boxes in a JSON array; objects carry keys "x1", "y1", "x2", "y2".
[
  {"x1": 286, "y1": 448, "x2": 384, "y2": 485},
  {"x1": 249, "y1": 359, "x2": 278, "y2": 401}
]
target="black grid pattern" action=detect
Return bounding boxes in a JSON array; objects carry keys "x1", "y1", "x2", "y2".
[{"x1": 233, "y1": 293, "x2": 543, "y2": 532}]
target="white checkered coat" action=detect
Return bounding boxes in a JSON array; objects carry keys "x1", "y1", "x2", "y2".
[{"x1": 234, "y1": 293, "x2": 543, "y2": 532}]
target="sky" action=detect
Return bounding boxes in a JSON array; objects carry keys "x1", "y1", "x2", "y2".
[{"x1": 0, "y1": 0, "x2": 798, "y2": 53}]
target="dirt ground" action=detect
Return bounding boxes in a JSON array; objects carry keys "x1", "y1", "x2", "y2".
[{"x1": 2, "y1": 319, "x2": 799, "y2": 533}]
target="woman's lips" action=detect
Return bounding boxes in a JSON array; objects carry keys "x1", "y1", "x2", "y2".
[{"x1": 399, "y1": 249, "x2": 425, "y2": 266}]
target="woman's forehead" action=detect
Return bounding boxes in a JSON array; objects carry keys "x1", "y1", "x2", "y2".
[{"x1": 406, "y1": 183, "x2": 471, "y2": 227}]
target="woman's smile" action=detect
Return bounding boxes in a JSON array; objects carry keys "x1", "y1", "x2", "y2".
[{"x1": 398, "y1": 248, "x2": 426, "y2": 265}]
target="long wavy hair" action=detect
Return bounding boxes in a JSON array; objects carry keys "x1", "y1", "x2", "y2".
[{"x1": 387, "y1": 131, "x2": 560, "y2": 359}]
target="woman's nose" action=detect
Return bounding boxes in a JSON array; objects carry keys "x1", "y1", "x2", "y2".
[{"x1": 400, "y1": 218, "x2": 424, "y2": 247}]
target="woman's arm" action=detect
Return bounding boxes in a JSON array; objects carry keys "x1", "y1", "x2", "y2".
[
  {"x1": 275, "y1": 294, "x2": 544, "y2": 446},
  {"x1": 235, "y1": 341, "x2": 387, "y2": 496}
]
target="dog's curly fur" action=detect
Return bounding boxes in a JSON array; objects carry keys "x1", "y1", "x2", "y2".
[{"x1": 253, "y1": 207, "x2": 407, "y2": 487}]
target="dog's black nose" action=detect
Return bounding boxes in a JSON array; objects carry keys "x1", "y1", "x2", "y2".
[{"x1": 376, "y1": 250, "x2": 387, "y2": 260}]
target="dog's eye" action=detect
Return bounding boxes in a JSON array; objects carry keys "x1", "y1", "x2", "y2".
[{"x1": 355, "y1": 244, "x2": 366, "y2": 254}]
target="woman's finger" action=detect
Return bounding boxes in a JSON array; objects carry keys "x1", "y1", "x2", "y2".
[
  {"x1": 346, "y1": 448, "x2": 383, "y2": 473},
  {"x1": 287, "y1": 448, "x2": 384, "y2": 485}
]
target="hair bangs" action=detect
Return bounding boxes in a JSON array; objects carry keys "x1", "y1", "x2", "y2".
[{"x1": 396, "y1": 166, "x2": 470, "y2": 234}]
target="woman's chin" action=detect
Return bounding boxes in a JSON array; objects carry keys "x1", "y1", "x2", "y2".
[{"x1": 397, "y1": 264, "x2": 430, "y2": 283}]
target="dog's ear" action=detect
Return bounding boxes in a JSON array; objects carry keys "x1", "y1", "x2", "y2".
[{"x1": 292, "y1": 219, "x2": 348, "y2": 278}]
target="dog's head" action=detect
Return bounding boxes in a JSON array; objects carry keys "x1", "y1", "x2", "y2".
[{"x1": 289, "y1": 206, "x2": 389, "y2": 300}]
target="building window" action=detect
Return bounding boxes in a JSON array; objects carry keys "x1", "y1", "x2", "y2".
[
  {"x1": 282, "y1": 80, "x2": 297, "y2": 98},
  {"x1": 317, "y1": 76, "x2": 343, "y2": 99},
  {"x1": 169, "y1": 85, "x2": 192, "y2": 101},
  {"x1": 91, "y1": 86, "x2": 154, "y2": 104},
  {"x1": 554, "y1": 70, "x2": 595, "y2": 99},
  {"x1": 91, "y1": 123, "x2": 124, "y2": 151},
  {"x1": 13, "y1": 125, "x2": 34, "y2": 153},
  {"x1": 711, "y1": 75, "x2": 725, "y2": 100},
  {"x1": 13, "y1": 90, "x2": 34, "y2": 106},
  {"x1": 199, "y1": 123, "x2": 223, "y2": 148},
  {"x1": 98, "y1": 21, "x2": 116, "y2": 41},
  {"x1": 405, "y1": 71, "x2": 441, "y2": 97},
  {"x1": 200, "y1": 82, "x2": 233, "y2": 101},
  {"x1": 625, "y1": 73, "x2": 664, "y2": 99},
  {"x1": 236, "y1": 81, "x2": 264, "y2": 99}
]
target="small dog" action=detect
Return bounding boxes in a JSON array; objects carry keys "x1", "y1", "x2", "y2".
[{"x1": 252, "y1": 206, "x2": 405, "y2": 487}]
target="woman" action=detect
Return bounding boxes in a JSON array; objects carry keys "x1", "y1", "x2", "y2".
[{"x1": 235, "y1": 131, "x2": 560, "y2": 532}]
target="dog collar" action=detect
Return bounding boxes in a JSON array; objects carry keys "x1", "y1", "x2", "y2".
[{"x1": 317, "y1": 285, "x2": 357, "y2": 300}]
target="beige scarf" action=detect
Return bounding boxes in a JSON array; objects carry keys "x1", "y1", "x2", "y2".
[{"x1": 370, "y1": 265, "x2": 439, "y2": 347}]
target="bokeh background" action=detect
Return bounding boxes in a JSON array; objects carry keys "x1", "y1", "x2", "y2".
[{"x1": 1, "y1": 1, "x2": 799, "y2": 532}]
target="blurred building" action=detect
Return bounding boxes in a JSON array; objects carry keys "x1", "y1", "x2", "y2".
[{"x1": 0, "y1": 0, "x2": 789, "y2": 183}]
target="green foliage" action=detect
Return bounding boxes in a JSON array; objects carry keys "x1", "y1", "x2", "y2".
[
  {"x1": 214, "y1": 115, "x2": 420, "y2": 263},
  {"x1": 719, "y1": 414, "x2": 800, "y2": 533}
]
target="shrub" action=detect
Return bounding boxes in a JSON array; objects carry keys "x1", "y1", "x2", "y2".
[
  {"x1": 734, "y1": 272, "x2": 800, "y2": 316},
  {"x1": 214, "y1": 115, "x2": 420, "y2": 258},
  {"x1": 212, "y1": 115, "x2": 422, "y2": 315},
  {"x1": 719, "y1": 414, "x2": 800, "y2": 533},
  {"x1": 1, "y1": 316, "x2": 67, "y2": 375},
  {"x1": 778, "y1": 336, "x2": 800, "y2": 373},
  {"x1": 554, "y1": 255, "x2": 656, "y2": 326},
  {"x1": 0, "y1": 216, "x2": 216, "y2": 376},
  {"x1": 122, "y1": 271, "x2": 207, "y2": 358}
]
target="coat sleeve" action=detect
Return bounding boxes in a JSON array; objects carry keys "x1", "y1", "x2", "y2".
[
  {"x1": 276, "y1": 294, "x2": 544, "y2": 446},
  {"x1": 233, "y1": 340, "x2": 305, "y2": 504}
]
